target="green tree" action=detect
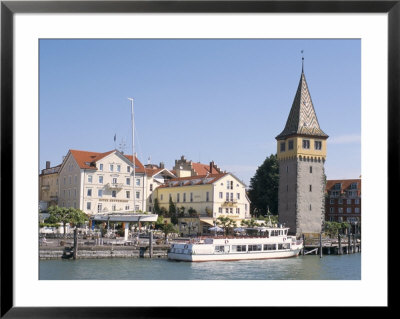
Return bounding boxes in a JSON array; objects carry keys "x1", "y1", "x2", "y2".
[
  {"x1": 161, "y1": 223, "x2": 178, "y2": 240},
  {"x1": 248, "y1": 154, "x2": 279, "y2": 217},
  {"x1": 153, "y1": 198, "x2": 161, "y2": 214},
  {"x1": 160, "y1": 207, "x2": 168, "y2": 217},
  {"x1": 188, "y1": 207, "x2": 198, "y2": 217},
  {"x1": 216, "y1": 216, "x2": 237, "y2": 236},
  {"x1": 45, "y1": 206, "x2": 88, "y2": 237},
  {"x1": 178, "y1": 206, "x2": 185, "y2": 218}
]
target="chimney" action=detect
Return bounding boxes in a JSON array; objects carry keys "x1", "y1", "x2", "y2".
[
  {"x1": 159, "y1": 162, "x2": 165, "y2": 169},
  {"x1": 209, "y1": 161, "x2": 213, "y2": 173},
  {"x1": 46, "y1": 161, "x2": 50, "y2": 169}
]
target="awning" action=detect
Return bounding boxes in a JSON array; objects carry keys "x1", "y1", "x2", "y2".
[{"x1": 199, "y1": 218, "x2": 215, "y2": 226}]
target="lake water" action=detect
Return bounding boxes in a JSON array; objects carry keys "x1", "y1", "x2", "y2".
[{"x1": 39, "y1": 253, "x2": 361, "y2": 280}]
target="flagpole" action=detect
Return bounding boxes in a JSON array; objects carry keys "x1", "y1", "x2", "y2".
[{"x1": 128, "y1": 98, "x2": 135, "y2": 213}]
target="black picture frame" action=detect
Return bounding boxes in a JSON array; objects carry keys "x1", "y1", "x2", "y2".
[{"x1": 1, "y1": 0, "x2": 394, "y2": 317}]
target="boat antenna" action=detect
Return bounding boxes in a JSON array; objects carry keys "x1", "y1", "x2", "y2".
[{"x1": 266, "y1": 206, "x2": 273, "y2": 227}]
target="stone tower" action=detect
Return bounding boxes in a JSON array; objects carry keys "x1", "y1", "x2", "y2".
[{"x1": 276, "y1": 65, "x2": 328, "y2": 236}]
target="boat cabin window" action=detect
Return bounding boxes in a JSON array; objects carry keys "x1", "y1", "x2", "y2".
[
  {"x1": 232, "y1": 245, "x2": 246, "y2": 252},
  {"x1": 264, "y1": 244, "x2": 276, "y2": 250},
  {"x1": 248, "y1": 244, "x2": 262, "y2": 251},
  {"x1": 215, "y1": 245, "x2": 229, "y2": 253},
  {"x1": 278, "y1": 243, "x2": 290, "y2": 250}
]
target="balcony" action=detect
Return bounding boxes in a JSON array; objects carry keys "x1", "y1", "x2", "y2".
[
  {"x1": 222, "y1": 200, "x2": 237, "y2": 206},
  {"x1": 106, "y1": 183, "x2": 124, "y2": 190},
  {"x1": 50, "y1": 196, "x2": 58, "y2": 201},
  {"x1": 41, "y1": 185, "x2": 50, "y2": 191}
]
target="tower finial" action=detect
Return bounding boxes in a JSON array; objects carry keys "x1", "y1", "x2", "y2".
[{"x1": 301, "y1": 50, "x2": 304, "y2": 73}]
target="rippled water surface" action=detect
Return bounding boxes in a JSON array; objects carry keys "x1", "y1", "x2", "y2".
[{"x1": 40, "y1": 254, "x2": 361, "y2": 280}]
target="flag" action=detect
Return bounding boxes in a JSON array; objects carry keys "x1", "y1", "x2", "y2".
[{"x1": 114, "y1": 134, "x2": 116, "y2": 142}]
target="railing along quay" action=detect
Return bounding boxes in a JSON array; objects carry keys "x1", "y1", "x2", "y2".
[{"x1": 302, "y1": 233, "x2": 361, "y2": 256}]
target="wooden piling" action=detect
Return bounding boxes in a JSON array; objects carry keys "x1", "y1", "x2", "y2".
[
  {"x1": 338, "y1": 234, "x2": 342, "y2": 255},
  {"x1": 347, "y1": 229, "x2": 351, "y2": 254},
  {"x1": 302, "y1": 234, "x2": 305, "y2": 256},
  {"x1": 73, "y1": 228, "x2": 78, "y2": 260},
  {"x1": 149, "y1": 231, "x2": 153, "y2": 258},
  {"x1": 319, "y1": 233, "x2": 323, "y2": 258},
  {"x1": 353, "y1": 234, "x2": 356, "y2": 253}
]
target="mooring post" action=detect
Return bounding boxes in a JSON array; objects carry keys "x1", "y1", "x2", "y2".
[
  {"x1": 302, "y1": 234, "x2": 305, "y2": 256},
  {"x1": 347, "y1": 227, "x2": 351, "y2": 254},
  {"x1": 149, "y1": 230, "x2": 153, "y2": 258},
  {"x1": 319, "y1": 232, "x2": 323, "y2": 258},
  {"x1": 338, "y1": 234, "x2": 342, "y2": 255},
  {"x1": 73, "y1": 228, "x2": 78, "y2": 260}
]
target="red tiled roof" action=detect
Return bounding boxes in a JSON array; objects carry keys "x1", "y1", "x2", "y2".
[
  {"x1": 326, "y1": 179, "x2": 361, "y2": 192},
  {"x1": 157, "y1": 173, "x2": 227, "y2": 188},
  {"x1": 68, "y1": 149, "x2": 145, "y2": 173},
  {"x1": 192, "y1": 162, "x2": 221, "y2": 175}
]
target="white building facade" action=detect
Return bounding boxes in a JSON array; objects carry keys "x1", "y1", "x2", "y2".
[{"x1": 58, "y1": 149, "x2": 147, "y2": 215}]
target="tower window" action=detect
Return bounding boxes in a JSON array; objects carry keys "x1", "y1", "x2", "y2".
[
  {"x1": 309, "y1": 185, "x2": 312, "y2": 192},
  {"x1": 288, "y1": 140, "x2": 294, "y2": 150},
  {"x1": 280, "y1": 142, "x2": 286, "y2": 152},
  {"x1": 286, "y1": 166, "x2": 289, "y2": 173},
  {"x1": 314, "y1": 141, "x2": 322, "y2": 150},
  {"x1": 310, "y1": 166, "x2": 312, "y2": 173},
  {"x1": 309, "y1": 204, "x2": 312, "y2": 211},
  {"x1": 302, "y1": 139, "x2": 310, "y2": 149}
]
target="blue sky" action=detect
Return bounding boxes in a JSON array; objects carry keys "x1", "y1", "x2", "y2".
[{"x1": 39, "y1": 39, "x2": 361, "y2": 186}]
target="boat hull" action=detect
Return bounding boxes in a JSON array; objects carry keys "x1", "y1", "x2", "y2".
[{"x1": 168, "y1": 248, "x2": 302, "y2": 262}]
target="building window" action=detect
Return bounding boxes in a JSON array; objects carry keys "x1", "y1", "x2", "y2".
[
  {"x1": 74, "y1": 175, "x2": 77, "y2": 184},
  {"x1": 74, "y1": 189, "x2": 77, "y2": 198},
  {"x1": 350, "y1": 182, "x2": 358, "y2": 189},
  {"x1": 112, "y1": 204, "x2": 116, "y2": 211},
  {"x1": 280, "y1": 142, "x2": 285, "y2": 152},
  {"x1": 99, "y1": 176, "x2": 103, "y2": 184},
  {"x1": 245, "y1": 204, "x2": 248, "y2": 212},
  {"x1": 302, "y1": 139, "x2": 310, "y2": 149},
  {"x1": 347, "y1": 207, "x2": 352, "y2": 213},
  {"x1": 226, "y1": 192, "x2": 229, "y2": 201},
  {"x1": 237, "y1": 193, "x2": 240, "y2": 200},
  {"x1": 88, "y1": 175, "x2": 93, "y2": 183},
  {"x1": 160, "y1": 195, "x2": 163, "y2": 201},
  {"x1": 355, "y1": 199, "x2": 360, "y2": 204},
  {"x1": 110, "y1": 164, "x2": 114, "y2": 172},
  {"x1": 99, "y1": 164, "x2": 103, "y2": 171},
  {"x1": 136, "y1": 179, "x2": 140, "y2": 186},
  {"x1": 338, "y1": 207, "x2": 343, "y2": 213},
  {"x1": 125, "y1": 205, "x2": 130, "y2": 210},
  {"x1": 177, "y1": 193, "x2": 180, "y2": 202},
  {"x1": 63, "y1": 177, "x2": 66, "y2": 185},
  {"x1": 334, "y1": 183, "x2": 341, "y2": 190},
  {"x1": 190, "y1": 193, "x2": 193, "y2": 202},
  {"x1": 330, "y1": 199, "x2": 334, "y2": 204},
  {"x1": 309, "y1": 185, "x2": 312, "y2": 192},
  {"x1": 98, "y1": 189, "x2": 103, "y2": 197},
  {"x1": 206, "y1": 192, "x2": 209, "y2": 202},
  {"x1": 236, "y1": 208, "x2": 240, "y2": 214},
  {"x1": 126, "y1": 178, "x2": 130, "y2": 185},
  {"x1": 127, "y1": 166, "x2": 130, "y2": 172},
  {"x1": 117, "y1": 165, "x2": 121, "y2": 172},
  {"x1": 225, "y1": 208, "x2": 229, "y2": 214},
  {"x1": 183, "y1": 193, "x2": 186, "y2": 202},
  {"x1": 355, "y1": 208, "x2": 360, "y2": 213},
  {"x1": 230, "y1": 208, "x2": 233, "y2": 214},
  {"x1": 136, "y1": 191, "x2": 140, "y2": 199},
  {"x1": 97, "y1": 203, "x2": 102, "y2": 213},
  {"x1": 330, "y1": 207, "x2": 334, "y2": 213},
  {"x1": 309, "y1": 204, "x2": 312, "y2": 211},
  {"x1": 149, "y1": 195, "x2": 152, "y2": 203},
  {"x1": 347, "y1": 199, "x2": 352, "y2": 204},
  {"x1": 330, "y1": 217, "x2": 335, "y2": 221},
  {"x1": 135, "y1": 205, "x2": 140, "y2": 211},
  {"x1": 87, "y1": 202, "x2": 91, "y2": 210},
  {"x1": 230, "y1": 193, "x2": 233, "y2": 202},
  {"x1": 288, "y1": 140, "x2": 294, "y2": 150},
  {"x1": 286, "y1": 166, "x2": 289, "y2": 173},
  {"x1": 338, "y1": 199, "x2": 343, "y2": 204},
  {"x1": 126, "y1": 191, "x2": 130, "y2": 199},
  {"x1": 314, "y1": 141, "x2": 322, "y2": 150},
  {"x1": 112, "y1": 178, "x2": 117, "y2": 184},
  {"x1": 310, "y1": 166, "x2": 312, "y2": 173},
  {"x1": 218, "y1": 207, "x2": 222, "y2": 213},
  {"x1": 150, "y1": 184, "x2": 153, "y2": 191},
  {"x1": 112, "y1": 191, "x2": 116, "y2": 198},
  {"x1": 219, "y1": 192, "x2": 223, "y2": 199},
  {"x1": 69, "y1": 176, "x2": 72, "y2": 184},
  {"x1": 87, "y1": 189, "x2": 92, "y2": 196}
]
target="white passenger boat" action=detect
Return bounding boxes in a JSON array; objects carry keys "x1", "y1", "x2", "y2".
[{"x1": 167, "y1": 226, "x2": 303, "y2": 262}]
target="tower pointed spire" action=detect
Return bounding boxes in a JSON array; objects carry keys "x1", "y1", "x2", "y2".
[
  {"x1": 276, "y1": 68, "x2": 328, "y2": 140},
  {"x1": 301, "y1": 50, "x2": 304, "y2": 73}
]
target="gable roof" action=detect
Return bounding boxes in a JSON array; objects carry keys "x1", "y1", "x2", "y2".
[
  {"x1": 276, "y1": 71, "x2": 328, "y2": 140},
  {"x1": 67, "y1": 149, "x2": 145, "y2": 173}
]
